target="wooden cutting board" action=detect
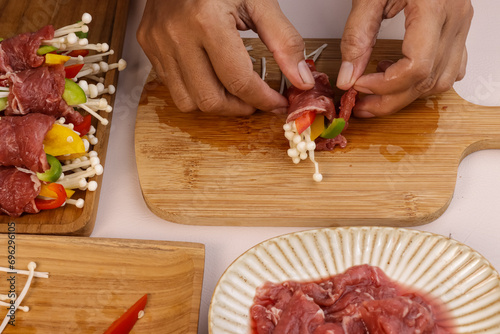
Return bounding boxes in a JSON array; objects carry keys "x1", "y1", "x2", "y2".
[
  {"x1": 135, "y1": 38, "x2": 500, "y2": 227},
  {"x1": 0, "y1": 0, "x2": 129, "y2": 235},
  {"x1": 0, "y1": 234, "x2": 205, "y2": 333}
]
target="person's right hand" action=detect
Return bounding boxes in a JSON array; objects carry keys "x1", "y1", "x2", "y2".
[{"x1": 137, "y1": 0, "x2": 315, "y2": 116}]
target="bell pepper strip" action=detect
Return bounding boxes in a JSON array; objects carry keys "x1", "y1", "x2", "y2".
[
  {"x1": 44, "y1": 53, "x2": 71, "y2": 65},
  {"x1": 36, "y1": 154, "x2": 62, "y2": 182},
  {"x1": 37, "y1": 45, "x2": 58, "y2": 56},
  {"x1": 62, "y1": 78, "x2": 87, "y2": 105},
  {"x1": 305, "y1": 59, "x2": 317, "y2": 71},
  {"x1": 35, "y1": 183, "x2": 67, "y2": 210},
  {"x1": 309, "y1": 114, "x2": 325, "y2": 141},
  {"x1": 294, "y1": 111, "x2": 316, "y2": 135},
  {"x1": 72, "y1": 114, "x2": 92, "y2": 136},
  {"x1": 64, "y1": 64, "x2": 85, "y2": 79},
  {"x1": 66, "y1": 49, "x2": 89, "y2": 57},
  {"x1": 320, "y1": 118, "x2": 346, "y2": 139},
  {"x1": 74, "y1": 31, "x2": 88, "y2": 39},
  {"x1": 104, "y1": 294, "x2": 148, "y2": 334},
  {"x1": 39, "y1": 183, "x2": 75, "y2": 199},
  {"x1": 43, "y1": 124, "x2": 86, "y2": 156},
  {"x1": 0, "y1": 97, "x2": 7, "y2": 111}
]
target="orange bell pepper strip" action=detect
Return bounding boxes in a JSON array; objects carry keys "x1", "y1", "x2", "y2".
[{"x1": 294, "y1": 111, "x2": 316, "y2": 135}]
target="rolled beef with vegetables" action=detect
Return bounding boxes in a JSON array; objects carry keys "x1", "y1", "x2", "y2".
[
  {"x1": 0, "y1": 25, "x2": 54, "y2": 75},
  {"x1": 0, "y1": 166, "x2": 41, "y2": 217},
  {"x1": 0, "y1": 113, "x2": 55, "y2": 173},
  {"x1": 285, "y1": 60, "x2": 357, "y2": 152},
  {"x1": 4, "y1": 64, "x2": 84, "y2": 124}
]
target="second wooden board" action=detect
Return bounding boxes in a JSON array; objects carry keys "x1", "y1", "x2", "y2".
[
  {"x1": 135, "y1": 39, "x2": 500, "y2": 227},
  {"x1": 0, "y1": 235, "x2": 204, "y2": 333}
]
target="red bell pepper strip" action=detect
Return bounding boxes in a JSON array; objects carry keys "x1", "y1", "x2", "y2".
[
  {"x1": 64, "y1": 64, "x2": 84, "y2": 79},
  {"x1": 305, "y1": 59, "x2": 316, "y2": 71},
  {"x1": 72, "y1": 114, "x2": 92, "y2": 136},
  {"x1": 294, "y1": 111, "x2": 316, "y2": 135},
  {"x1": 67, "y1": 49, "x2": 89, "y2": 57},
  {"x1": 104, "y1": 294, "x2": 148, "y2": 334},
  {"x1": 35, "y1": 183, "x2": 67, "y2": 210}
]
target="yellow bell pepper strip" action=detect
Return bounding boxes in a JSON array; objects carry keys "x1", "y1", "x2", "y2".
[
  {"x1": 104, "y1": 294, "x2": 148, "y2": 334},
  {"x1": 44, "y1": 53, "x2": 70, "y2": 65},
  {"x1": 37, "y1": 45, "x2": 58, "y2": 56},
  {"x1": 320, "y1": 118, "x2": 346, "y2": 139},
  {"x1": 310, "y1": 114, "x2": 325, "y2": 141},
  {"x1": 0, "y1": 97, "x2": 7, "y2": 111},
  {"x1": 43, "y1": 124, "x2": 86, "y2": 156},
  {"x1": 39, "y1": 183, "x2": 75, "y2": 199},
  {"x1": 36, "y1": 154, "x2": 62, "y2": 182},
  {"x1": 62, "y1": 78, "x2": 87, "y2": 105},
  {"x1": 35, "y1": 183, "x2": 67, "y2": 210}
]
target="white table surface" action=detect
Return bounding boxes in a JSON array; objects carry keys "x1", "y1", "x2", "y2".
[{"x1": 91, "y1": 1, "x2": 500, "y2": 333}]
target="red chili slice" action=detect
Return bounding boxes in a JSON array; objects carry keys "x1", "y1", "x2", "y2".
[
  {"x1": 104, "y1": 294, "x2": 148, "y2": 334},
  {"x1": 66, "y1": 49, "x2": 89, "y2": 57},
  {"x1": 72, "y1": 114, "x2": 92, "y2": 136},
  {"x1": 35, "y1": 183, "x2": 67, "y2": 210},
  {"x1": 64, "y1": 64, "x2": 85, "y2": 79}
]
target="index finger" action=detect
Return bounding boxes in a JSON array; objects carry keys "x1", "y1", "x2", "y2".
[
  {"x1": 354, "y1": 3, "x2": 446, "y2": 95},
  {"x1": 200, "y1": 11, "x2": 288, "y2": 112}
]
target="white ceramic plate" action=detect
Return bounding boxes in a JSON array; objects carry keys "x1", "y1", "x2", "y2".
[{"x1": 209, "y1": 227, "x2": 500, "y2": 334}]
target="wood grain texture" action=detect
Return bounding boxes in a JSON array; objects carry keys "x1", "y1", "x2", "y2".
[
  {"x1": 0, "y1": 234, "x2": 205, "y2": 333},
  {"x1": 135, "y1": 38, "x2": 500, "y2": 227},
  {"x1": 0, "y1": 0, "x2": 130, "y2": 235}
]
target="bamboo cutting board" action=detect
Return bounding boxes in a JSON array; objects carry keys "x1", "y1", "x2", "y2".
[
  {"x1": 0, "y1": 0, "x2": 129, "y2": 235},
  {"x1": 0, "y1": 234, "x2": 205, "y2": 333},
  {"x1": 135, "y1": 39, "x2": 500, "y2": 227}
]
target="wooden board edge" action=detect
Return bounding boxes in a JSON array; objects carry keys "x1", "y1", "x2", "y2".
[{"x1": 79, "y1": 0, "x2": 131, "y2": 236}]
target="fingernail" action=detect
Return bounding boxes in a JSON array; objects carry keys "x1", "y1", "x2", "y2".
[
  {"x1": 298, "y1": 60, "x2": 315, "y2": 85},
  {"x1": 355, "y1": 86, "x2": 374, "y2": 94},
  {"x1": 337, "y1": 61, "x2": 354, "y2": 88},
  {"x1": 354, "y1": 110, "x2": 375, "y2": 118}
]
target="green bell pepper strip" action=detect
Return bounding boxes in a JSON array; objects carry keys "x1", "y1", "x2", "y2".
[
  {"x1": 37, "y1": 45, "x2": 58, "y2": 56},
  {"x1": 62, "y1": 78, "x2": 87, "y2": 105},
  {"x1": 75, "y1": 31, "x2": 88, "y2": 39},
  {"x1": 36, "y1": 154, "x2": 62, "y2": 182},
  {"x1": 320, "y1": 118, "x2": 346, "y2": 139}
]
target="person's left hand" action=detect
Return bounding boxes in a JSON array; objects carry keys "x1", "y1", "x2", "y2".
[{"x1": 337, "y1": 0, "x2": 474, "y2": 118}]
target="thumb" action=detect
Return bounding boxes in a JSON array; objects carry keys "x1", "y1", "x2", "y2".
[
  {"x1": 337, "y1": 0, "x2": 386, "y2": 90},
  {"x1": 251, "y1": 0, "x2": 315, "y2": 91}
]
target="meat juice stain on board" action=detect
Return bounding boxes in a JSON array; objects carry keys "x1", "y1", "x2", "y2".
[
  {"x1": 343, "y1": 96, "x2": 441, "y2": 163},
  {"x1": 152, "y1": 104, "x2": 287, "y2": 156}
]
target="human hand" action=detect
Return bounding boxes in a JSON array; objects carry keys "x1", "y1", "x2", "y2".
[
  {"x1": 137, "y1": 0, "x2": 315, "y2": 116},
  {"x1": 337, "y1": 0, "x2": 473, "y2": 117}
]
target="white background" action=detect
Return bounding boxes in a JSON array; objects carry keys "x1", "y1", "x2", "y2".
[{"x1": 92, "y1": 1, "x2": 500, "y2": 333}]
